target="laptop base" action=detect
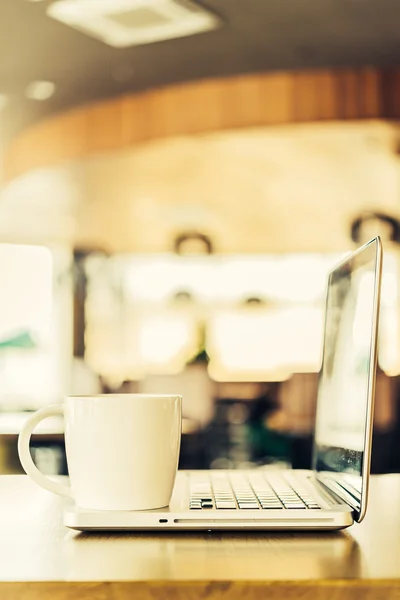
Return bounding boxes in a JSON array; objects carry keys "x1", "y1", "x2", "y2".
[{"x1": 64, "y1": 470, "x2": 354, "y2": 531}]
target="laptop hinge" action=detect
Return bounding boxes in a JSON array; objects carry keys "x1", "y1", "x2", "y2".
[{"x1": 316, "y1": 474, "x2": 361, "y2": 512}]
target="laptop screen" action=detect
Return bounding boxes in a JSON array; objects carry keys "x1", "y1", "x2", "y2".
[{"x1": 313, "y1": 237, "x2": 382, "y2": 521}]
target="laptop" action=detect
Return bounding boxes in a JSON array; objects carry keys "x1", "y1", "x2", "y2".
[{"x1": 65, "y1": 236, "x2": 382, "y2": 531}]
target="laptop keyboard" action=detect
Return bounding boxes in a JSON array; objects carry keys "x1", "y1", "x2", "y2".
[{"x1": 189, "y1": 472, "x2": 321, "y2": 510}]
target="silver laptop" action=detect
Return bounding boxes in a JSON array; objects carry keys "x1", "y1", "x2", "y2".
[{"x1": 65, "y1": 237, "x2": 382, "y2": 531}]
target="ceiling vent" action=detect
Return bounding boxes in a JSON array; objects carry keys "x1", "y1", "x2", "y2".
[{"x1": 47, "y1": 0, "x2": 221, "y2": 47}]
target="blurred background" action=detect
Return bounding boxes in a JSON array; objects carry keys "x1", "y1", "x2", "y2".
[{"x1": 0, "y1": 0, "x2": 400, "y2": 477}]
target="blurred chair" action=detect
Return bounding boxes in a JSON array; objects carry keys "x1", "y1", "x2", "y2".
[
  {"x1": 276, "y1": 373, "x2": 318, "y2": 436},
  {"x1": 264, "y1": 373, "x2": 318, "y2": 469},
  {"x1": 372, "y1": 369, "x2": 399, "y2": 473}
]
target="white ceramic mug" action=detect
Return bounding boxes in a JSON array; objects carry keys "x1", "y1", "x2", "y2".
[{"x1": 18, "y1": 394, "x2": 182, "y2": 511}]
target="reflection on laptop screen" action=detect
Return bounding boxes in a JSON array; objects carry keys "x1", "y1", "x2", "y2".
[{"x1": 313, "y1": 238, "x2": 380, "y2": 508}]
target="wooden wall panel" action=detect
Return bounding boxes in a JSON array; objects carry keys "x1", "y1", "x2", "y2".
[
  {"x1": 381, "y1": 70, "x2": 400, "y2": 118},
  {"x1": 259, "y1": 74, "x2": 294, "y2": 124},
  {"x1": 293, "y1": 73, "x2": 320, "y2": 121},
  {"x1": 338, "y1": 71, "x2": 357, "y2": 119},
  {"x1": 120, "y1": 94, "x2": 152, "y2": 145},
  {"x1": 85, "y1": 98, "x2": 124, "y2": 155},
  {"x1": 361, "y1": 69, "x2": 382, "y2": 117},
  {"x1": 4, "y1": 67, "x2": 400, "y2": 182},
  {"x1": 313, "y1": 72, "x2": 338, "y2": 120}
]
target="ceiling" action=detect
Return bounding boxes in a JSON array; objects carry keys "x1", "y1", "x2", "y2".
[
  {"x1": 1, "y1": 0, "x2": 400, "y2": 142},
  {"x1": 1, "y1": 121, "x2": 399, "y2": 253}
]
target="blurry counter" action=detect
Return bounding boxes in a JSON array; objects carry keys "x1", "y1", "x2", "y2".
[
  {"x1": 0, "y1": 412, "x2": 199, "y2": 474},
  {"x1": 0, "y1": 412, "x2": 64, "y2": 442},
  {"x1": 0, "y1": 412, "x2": 197, "y2": 438},
  {"x1": 0, "y1": 475, "x2": 399, "y2": 599}
]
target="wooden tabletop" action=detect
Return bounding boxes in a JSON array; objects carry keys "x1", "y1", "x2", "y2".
[{"x1": 0, "y1": 474, "x2": 399, "y2": 600}]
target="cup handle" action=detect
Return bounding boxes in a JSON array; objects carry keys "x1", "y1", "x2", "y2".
[{"x1": 18, "y1": 405, "x2": 72, "y2": 499}]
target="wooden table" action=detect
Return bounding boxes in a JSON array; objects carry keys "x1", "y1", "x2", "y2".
[{"x1": 0, "y1": 474, "x2": 399, "y2": 600}]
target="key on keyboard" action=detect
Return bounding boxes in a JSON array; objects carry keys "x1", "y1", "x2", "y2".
[{"x1": 189, "y1": 472, "x2": 321, "y2": 510}]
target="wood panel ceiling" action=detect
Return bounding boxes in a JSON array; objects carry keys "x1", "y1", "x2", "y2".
[
  {"x1": 1, "y1": 0, "x2": 400, "y2": 142},
  {"x1": 4, "y1": 68, "x2": 400, "y2": 182}
]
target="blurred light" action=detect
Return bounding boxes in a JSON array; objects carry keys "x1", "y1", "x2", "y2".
[
  {"x1": 25, "y1": 81, "x2": 56, "y2": 101},
  {"x1": 123, "y1": 255, "x2": 217, "y2": 304},
  {"x1": 269, "y1": 254, "x2": 344, "y2": 303},
  {"x1": 88, "y1": 251, "x2": 377, "y2": 381},
  {"x1": 209, "y1": 310, "x2": 282, "y2": 372},
  {"x1": 381, "y1": 252, "x2": 398, "y2": 307},
  {"x1": 123, "y1": 253, "x2": 342, "y2": 305},
  {"x1": 278, "y1": 306, "x2": 323, "y2": 370},
  {"x1": 47, "y1": 0, "x2": 221, "y2": 48},
  {"x1": 207, "y1": 306, "x2": 323, "y2": 382},
  {"x1": 221, "y1": 255, "x2": 341, "y2": 305},
  {"x1": 0, "y1": 244, "x2": 53, "y2": 339},
  {"x1": 208, "y1": 363, "x2": 290, "y2": 383},
  {"x1": 137, "y1": 313, "x2": 196, "y2": 373},
  {"x1": 382, "y1": 272, "x2": 398, "y2": 306},
  {"x1": 379, "y1": 252, "x2": 400, "y2": 376},
  {"x1": 0, "y1": 245, "x2": 55, "y2": 409}
]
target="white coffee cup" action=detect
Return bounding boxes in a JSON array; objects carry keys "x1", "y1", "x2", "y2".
[{"x1": 18, "y1": 394, "x2": 182, "y2": 511}]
